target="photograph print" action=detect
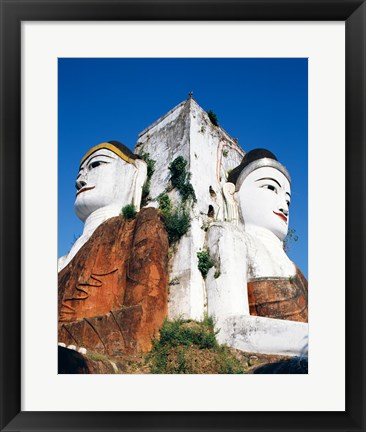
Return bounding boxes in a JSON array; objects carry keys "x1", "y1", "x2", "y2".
[{"x1": 57, "y1": 58, "x2": 308, "y2": 374}]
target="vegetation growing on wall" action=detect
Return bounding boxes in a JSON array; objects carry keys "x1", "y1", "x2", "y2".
[
  {"x1": 157, "y1": 192, "x2": 172, "y2": 216},
  {"x1": 154, "y1": 156, "x2": 198, "y2": 244},
  {"x1": 121, "y1": 204, "x2": 136, "y2": 220},
  {"x1": 197, "y1": 249, "x2": 215, "y2": 279},
  {"x1": 140, "y1": 151, "x2": 156, "y2": 178},
  {"x1": 207, "y1": 109, "x2": 219, "y2": 127},
  {"x1": 139, "y1": 151, "x2": 156, "y2": 207},
  {"x1": 214, "y1": 270, "x2": 221, "y2": 279},
  {"x1": 157, "y1": 193, "x2": 190, "y2": 245},
  {"x1": 148, "y1": 316, "x2": 246, "y2": 374},
  {"x1": 168, "y1": 156, "x2": 196, "y2": 203},
  {"x1": 141, "y1": 181, "x2": 151, "y2": 207}
]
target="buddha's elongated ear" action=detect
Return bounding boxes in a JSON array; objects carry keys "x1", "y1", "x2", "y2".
[
  {"x1": 223, "y1": 182, "x2": 239, "y2": 225},
  {"x1": 132, "y1": 159, "x2": 148, "y2": 211}
]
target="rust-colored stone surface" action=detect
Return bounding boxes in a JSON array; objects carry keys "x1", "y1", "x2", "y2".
[
  {"x1": 247, "y1": 267, "x2": 308, "y2": 322},
  {"x1": 58, "y1": 208, "x2": 169, "y2": 355}
]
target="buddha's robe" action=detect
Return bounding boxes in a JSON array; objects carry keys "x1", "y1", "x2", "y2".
[
  {"x1": 58, "y1": 207, "x2": 169, "y2": 356},
  {"x1": 247, "y1": 267, "x2": 308, "y2": 322}
]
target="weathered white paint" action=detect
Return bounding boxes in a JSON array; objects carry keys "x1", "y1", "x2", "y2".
[
  {"x1": 205, "y1": 220, "x2": 296, "y2": 324},
  {"x1": 135, "y1": 97, "x2": 244, "y2": 320},
  {"x1": 58, "y1": 342, "x2": 66, "y2": 348},
  {"x1": 244, "y1": 225, "x2": 296, "y2": 278},
  {"x1": 78, "y1": 347, "x2": 87, "y2": 355},
  {"x1": 216, "y1": 315, "x2": 308, "y2": 356},
  {"x1": 58, "y1": 148, "x2": 147, "y2": 272},
  {"x1": 206, "y1": 222, "x2": 249, "y2": 319},
  {"x1": 205, "y1": 162, "x2": 304, "y2": 355},
  {"x1": 67, "y1": 345, "x2": 76, "y2": 351}
]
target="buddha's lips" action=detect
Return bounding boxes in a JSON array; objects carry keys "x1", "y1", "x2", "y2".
[
  {"x1": 273, "y1": 211, "x2": 287, "y2": 223},
  {"x1": 76, "y1": 186, "x2": 95, "y2": 196}
]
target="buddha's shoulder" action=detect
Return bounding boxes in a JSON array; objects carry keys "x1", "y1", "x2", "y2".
[
  {"x1": 208, "y1": 221, "x2": 246, "y2": 237},
  {"x1": 207, "y1": 221, "x2": 248, "y2": 251}
]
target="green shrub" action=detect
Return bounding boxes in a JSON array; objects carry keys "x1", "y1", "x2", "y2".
[
  {"x1": 164, "y1": 208, "x2": 191, "y2": 245},
  {"x1": 157, "y1": 193, "x2": 172, "y2": 216},
  {"x1": 197, "y1": 250, "x2": 215, "y2": 279},
  {"x1": 121, "y1": 204, "x2": 136, "y2": 220},
  {"x1": 207, "y1": 110, "x2": 219, "y2": 126},
  {"x1": 139, "y1": 152, "x2": 156, "y2": 207},
  {"x1": 169, "y1": 156, "x2": 187, "y2": 186},
  {"x1": 168, "y1": 156, "x2": 196, "y2": 203},
  {"x1": 179, "y1": 182, "x2": 196, "y2": 203},
  {"x1": 214, "y1": 270, "x2": 221, "y2": 279},
  {"x1": 154, "y1": 157, "x2": 196, "y2": 243},
  {"x1": 157, "y1": 193, "x2": 190, "y2": 244},
  {"x1": 139, "y1": 151, "x2": 156, "y2": 178},
  {"x1": 140, "y1": 180, "x2": 151, "y2": 207}
]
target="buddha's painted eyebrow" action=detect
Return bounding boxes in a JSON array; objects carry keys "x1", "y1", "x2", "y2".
[
  {"x1": 85, "y1": 153, "x2": 114, "y2": 165},
  {"x1": 256, "y1": 177, "x2": 291, "y2": 197},
  {"x1": 255, "y1": 177, "x2": 282, "y2": 188}
]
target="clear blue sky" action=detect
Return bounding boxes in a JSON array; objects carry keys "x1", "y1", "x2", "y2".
[{"x1": 58, "y1": 58, "x2": 308, "y2": 277}]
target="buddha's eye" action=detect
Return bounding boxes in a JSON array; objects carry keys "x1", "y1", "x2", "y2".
[
  {"x1": 89, "y1": 161, "x2": 103, "y2": 170},
  {"x1": 286, "y1": 200, "x2": 291, "y2": 207},
  {"x1": 262, "y1": 184, "x2": 277, "y2": 193}
]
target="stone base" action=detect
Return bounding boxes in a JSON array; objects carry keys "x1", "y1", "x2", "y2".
[{"x1": 216, "y1": 315, "x2": 308, "y2": 356}]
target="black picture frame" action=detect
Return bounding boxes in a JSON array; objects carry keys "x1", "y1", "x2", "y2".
[{"x1": 0, "y1": 1, "x2": 365, "y2": 431}]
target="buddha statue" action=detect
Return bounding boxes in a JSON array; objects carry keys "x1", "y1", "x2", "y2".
[
  {"x1": 58, "y1": 140, "x2": 147, "y2": 272},
  {"x1": 206, "y1": 149, "x2": 308, "y2": 355},
  {"x1": 58, "y1": 141, "x2": 169, "y2": 357}
]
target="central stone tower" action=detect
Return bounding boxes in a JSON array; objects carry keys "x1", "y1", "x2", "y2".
[{"x1": 135, "y1": 96, "x2": 245, "y2": 320}]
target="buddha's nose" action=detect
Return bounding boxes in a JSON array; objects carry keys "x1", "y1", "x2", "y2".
[
  {"x1": 75, "y1": 178, "x2": 87, "y2": 190},
  {"x1": 279, "y1": 206, "x2": 289, "y2": 217},
  {"x1": 281, "y1": 208, "x2": 289, "y2": 216}
]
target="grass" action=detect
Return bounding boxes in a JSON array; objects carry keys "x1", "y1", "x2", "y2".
[
  {"x1": 86, "y1": 350, "x2": 110, "y2": 363},
  {"x1": 147, "y1": 316, "x2": 246, "y2": 374}
]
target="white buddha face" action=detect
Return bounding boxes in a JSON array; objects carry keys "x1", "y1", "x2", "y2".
[
  {"x1": 74, "y1": 149, "x2": 137, "y2": 221},
  {"x1": 236, "y1": 166, "x2": 291, "y2": 241}
]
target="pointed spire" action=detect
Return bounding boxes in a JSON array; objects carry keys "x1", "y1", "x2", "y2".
[{"x1": 188, "y1": 91, "x2": 193, "y2": 99}]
